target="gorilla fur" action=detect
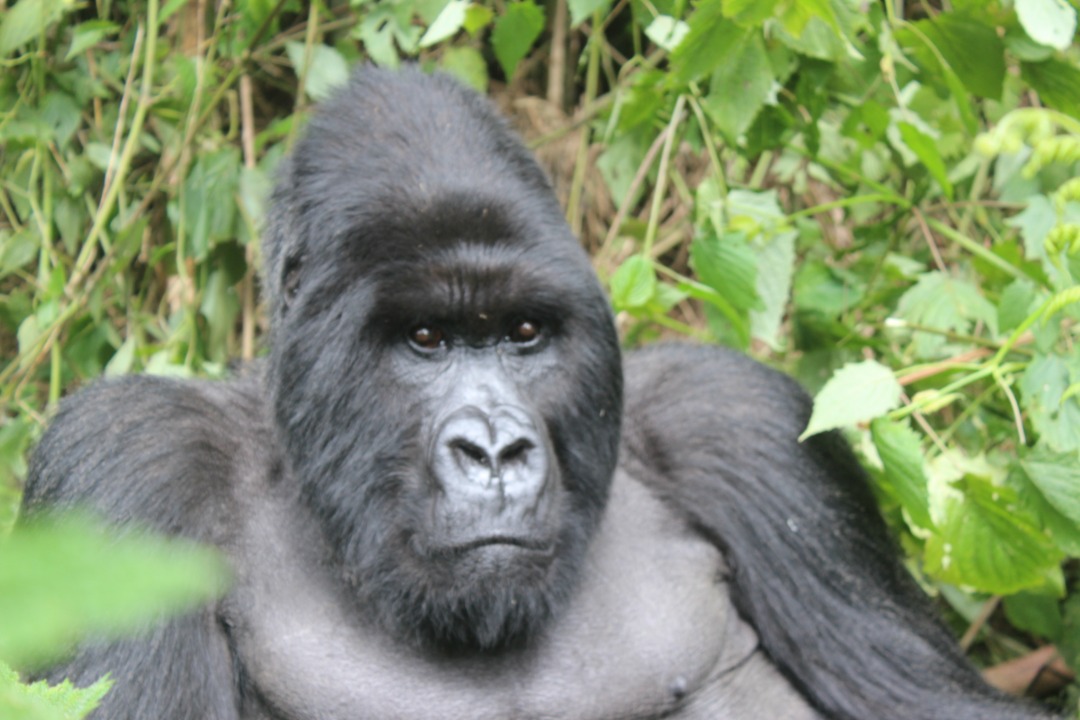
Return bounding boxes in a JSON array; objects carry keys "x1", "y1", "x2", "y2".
[{"x1": 20, "y1": 67, "x2": 1056, "y2": 720}]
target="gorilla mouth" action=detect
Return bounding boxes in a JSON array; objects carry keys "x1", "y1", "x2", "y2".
[{"x1": 445, "y1": 536, "x2": 554, "y2": 556}]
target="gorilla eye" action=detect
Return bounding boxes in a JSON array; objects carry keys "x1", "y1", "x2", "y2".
[
  {"x1": 508, "y1": 320, "x2": 541, "y2": 345},
  {"x1": 409, "y1": 326, "x2": 445, "y2": 351}
]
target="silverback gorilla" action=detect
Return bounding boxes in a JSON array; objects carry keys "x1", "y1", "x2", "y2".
[{"x1": 21, "y1": 67, "x2": 1056, "y2": 720}]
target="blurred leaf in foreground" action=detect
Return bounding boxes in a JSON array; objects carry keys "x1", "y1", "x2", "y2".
[
  {"x1": 0, "y1": 516, "x2": 229, "y2": 670},
  {"x1": 0, "y1": 662, "x2": 110, "y2": 720}
]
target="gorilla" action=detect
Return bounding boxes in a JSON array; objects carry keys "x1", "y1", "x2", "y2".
[{"x1": 21, "y1": 67, "x2": 1056, "y2": 720}]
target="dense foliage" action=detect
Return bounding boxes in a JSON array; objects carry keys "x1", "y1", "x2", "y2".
[{"x1": 0, "y1": 0, "x2": 1078, "y2": 716}]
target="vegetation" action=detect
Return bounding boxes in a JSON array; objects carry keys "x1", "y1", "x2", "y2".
[{"x1": 0, "y1": 0, "x2": 1078, "y2": 716}]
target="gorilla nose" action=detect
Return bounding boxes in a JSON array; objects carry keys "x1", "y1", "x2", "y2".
[
  {"x1": 449, "y1": 436, "x2": 536, "y2": 475},
  {"x1": 433, "y1": 407, "x2": 550, "y2": 500}
]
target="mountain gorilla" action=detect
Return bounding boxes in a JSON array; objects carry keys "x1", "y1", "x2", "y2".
[{"x1": 21, "y1": 67, "x2": 1055, "y2": 720}]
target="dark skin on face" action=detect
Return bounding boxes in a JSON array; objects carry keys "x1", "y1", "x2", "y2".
[{"x1": 17, "y1": 66, "x2": 1059, "y2": 720}]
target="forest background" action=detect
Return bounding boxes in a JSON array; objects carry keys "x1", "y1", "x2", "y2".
[{"x1": 1, "y1": 0, "x2": 1079, "y2": 716}]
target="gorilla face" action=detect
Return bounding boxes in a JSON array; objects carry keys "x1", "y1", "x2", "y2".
[{"x1": 263, "y1": 70, "x2": 623, "y2": 650}]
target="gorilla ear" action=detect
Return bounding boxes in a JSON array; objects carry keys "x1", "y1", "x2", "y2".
[{"x1": 281, "y1": 254, "x2": 304, "y2": 312}]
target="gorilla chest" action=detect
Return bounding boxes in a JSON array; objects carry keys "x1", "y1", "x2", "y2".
[{"x1": 231, "y1": 473, "x2": 759, "y2": 719}]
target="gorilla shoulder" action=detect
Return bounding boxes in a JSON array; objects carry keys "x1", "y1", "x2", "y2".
[{"x1": 21, "y1": 372, "x2": 262, "y2": 541}]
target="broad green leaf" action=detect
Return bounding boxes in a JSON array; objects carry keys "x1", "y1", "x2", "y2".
[
  {"x1": 104, "y1": 336, "x2": 137, "y2": 377},
  {"x1": 0, "y1": 0, "x2": 67, "y2": 56},
  {"x1": 998, "y1": 279, "x2": 1039, "y2": 333},
  {"x1": 776, "y1": 0, "x2": 840, "y2": 39},
  {"x1": 894, "y1": 272, "x2": 997, "y2": 359},
  {"x1": 285, "y1": 42, "x2": 349, "y2": 101},
  {"x1": 419, "y1": 0, "x2": 469, "y2": 47},
  {"x1": 463, "y1": 4, "x2": 495, "y2": 34},
  {"x1": 1019, "y1": 451, "x2": 1080, "y2": 525},
  {"x1": 690, "y1": 231, "x2": 760, "y2": 313},
  {"x1": 669, "y1": 0, "x2": 738, "y2": 84},
  {"x1": 1022, "y1": 59, "x2": 1080, "y2": 120},
  {"x1": 0, "y1": 517, "x2": 229, "y2": 668},
  {"x1": 1, "y1": 662, "x2": 111, "y2": 720},
  {"x1": 1, "y1": 229, "x2": 39, "y2": 279},
  {"x1": 179, "y1": 148, "x2": 240, "y2": 262},
  {"x1": 924, "y1": 476, "x2": 1062, "y2": 595},
  {"x1": 1020, "y1": 354, "x2": 1080, "y2": 453},
  {"x1": 1003, "y1": 593, "x2": 1064, "y2": 640},
  {"x1": 1010, "y1": 462, "x2": 1080, "y2": 556},
  {"x1": 897, "y1": 122, "x2": 954, "y2": 199},
  {"x1": 596, "y1": 132, "x2": 648, "y2": 209},
  {"x1": 910, "y1": 14, "x2": 1004, "y2": 100},
  {"x1": 701, "y1": 28, "x2": 773, "y2": 141},
  {"x1": 644, "y1": 16, "x2": 689, "y2": 52},
  {"x1": 1016, "y1": 0, "x2": 1077, "y2": 51},
  {"x1": 65, "y1": 20, "x2": 117, "y2": 60},
  {"x1": 723, "y1": 0, "x2": 780, "y2": 26},
  {"x1": 609, "y1": 254, "x2": 656, "y2": 310},
  {"x1": 439, "y1": 46, "x2": 488, "y2": 92},
  {"x1": 749, "y1": 230, "x2": 795, "y2": 349},
  {"x1": 800, "y1": 360, "x2": 903, "y2": 440},
  {"x1": 676, "y1": 279, "x2": 749, "y2": 348},
  {"x1": 871, "y1": 418, "x2": 933, "y2": 531},
  {"x1": 725, "y1": 188, "x2": 785, "y2": 227},
  {"x1": 414, "y1": 0, "x2": 450, "y2": 24},
  {"x1": 568, "y1": 0, "x2": 610, "y2": 27},
  {"x1": 491, "y1": 2, "x2": 545, "y2": 80},
  {"x1": 1060, "y1": 595, "x2": 1080, "y2": 671},
  {"x1": 1007, "y1": 194, "x2": 1056, "y2": 264}
]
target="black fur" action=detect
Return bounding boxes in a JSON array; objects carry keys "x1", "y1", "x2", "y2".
[{"x1": 19, "y1": 67, "x2": 1055, "y2": 719}]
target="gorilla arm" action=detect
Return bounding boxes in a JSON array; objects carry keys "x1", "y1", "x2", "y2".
[
  {"x1": 620, "y1": 343, "x2": 1056, "y2": 720},
  {"x1": 19, "y1": 375, "x2": 249, "y2": 720}
]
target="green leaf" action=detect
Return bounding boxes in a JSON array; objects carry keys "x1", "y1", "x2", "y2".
[
  {"x1": 1022, "y1": 59, "x2": 1080, "y2": 120},
  {"x1": 700, "y1": 28, "x2": 773, "y2": 141},
  {"x1": 871, "y1": 418, "x2": 933, "y2": 531},
  {"x1": 491, "y1": 2, "x2": 545, "y2": 80},
  {"x1": 669, "y1": 0, "x2": 738, "y2": 84},
  {"x1": 1020, "y1": 354, "x2": 1080, "y2": 453},
  {"x1": 0, "y1": 0, "x2": 67, "y2": 56},
  {"x1": 909, "y1": 14, "x2": 1005, "y2": 100},
  {"x1": 179, "y1": 148, "x2": 240, "y2": 262},
  {"x1": 897, "y1": 121, "x2": 954, "y2": 199},
  {"x1": 1, "y1": 229, "x2": 40, "y2": 279},
  {"x1": 439, "y1": 46, "x2": 488, "y2": 92},
  {"x1": 1016, "y1": 0, "x2": 1077, "y2": 51},
  {"x1": 1, "y1": 662, "x2": 112, "y2": 720},
  {"x1": 998, "y1": 279, "x2": 1038, "y2": 333},
  {"x1": 644, "y1": 16, "x2": 689, "y2": 52},
  {"x1": 776, "y1": 0, "x2": 840, "y2": 39},
  {"x1": 690, "y1": 231, "x2": 760, "y2": 313},
  {"x1": 419, "y1": 0, "x2": 469, "y2": 47},
  {"x1": 1060, "y1": 595, "x2": 1080, "y2": 671},
  {"x1": 749, "y1": 230, "x2": 795, "y2": 349},
  {"x1": 65, "y1": 20, "x2": 117, "y2": 60},
  {"x1": 722, "y1": 0, "x2": 780, "y2": 26},
  {"x1": 463, "y1": 4, "x2": 495, "y2": 34},
  {"x1": 1007, "y1": 194, "x2": 1056, "y2": 263},
  {"x1": 609, "y1": 254, "x2": 656, "y2": 311},
  {"x1": 0, "y1": 516, "x2": 229, "y2": 668},
  {"x1": 568, "y1": 0, "x2": 610, "y2": 27},
  {"x1": 800, "y1": 360, "x2": 903, "y2": 440},
  {"x1": 1019, "y1": 451, "x2": 1080, "y2": 526},
  {"x1": 894, "y1": 272, "x2": 997, "y2": 359},
  {"x1": 285, "y1": 42, "x2": 349, "y2": 101},
  {"x1": 924, "y1": 476, "x2": 1062, "y2": 595},
  {"x1": 1003, "y1": 593, "x2": 1064, "y2": 640}
]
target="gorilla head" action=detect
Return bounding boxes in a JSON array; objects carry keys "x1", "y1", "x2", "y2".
[{"x1": 261, "y1": 68, "x2": 623, "y2": 650}]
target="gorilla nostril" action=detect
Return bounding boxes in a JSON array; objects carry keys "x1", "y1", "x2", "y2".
[
  {"x1": 498, "y1": 439, "x2": 534, "y2": 466},
  {"x1": 451, "y1": 439, "x2": 491, "y2": 468}
]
